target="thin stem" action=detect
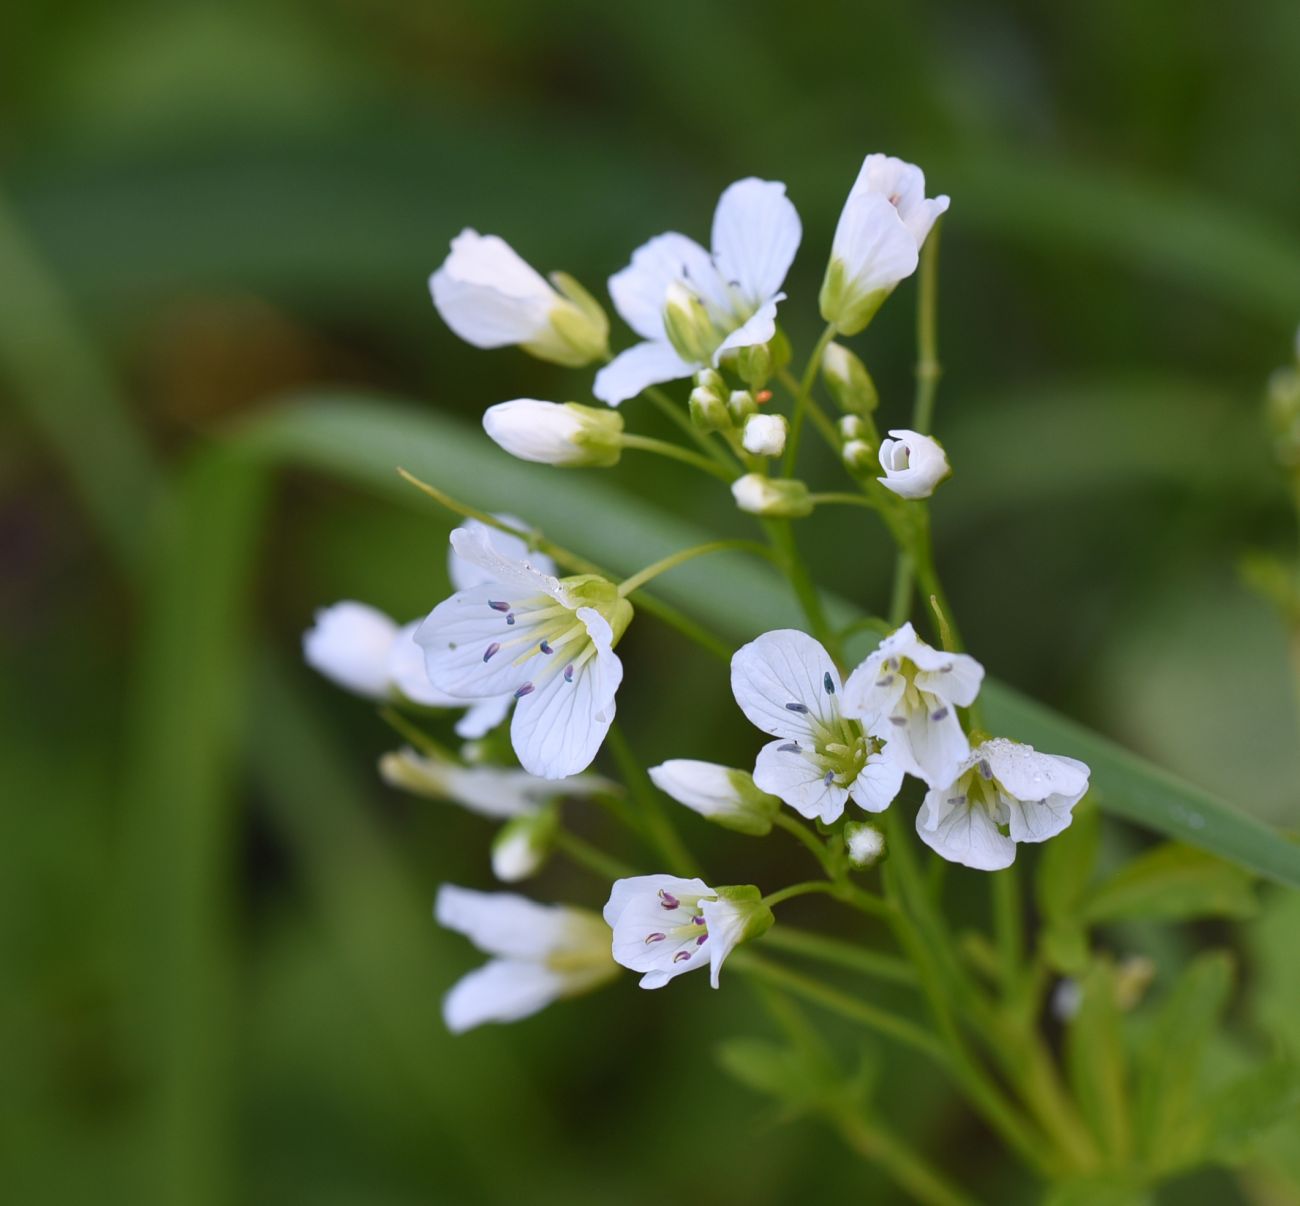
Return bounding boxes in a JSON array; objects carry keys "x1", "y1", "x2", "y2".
[
  {"x1": 376, "y1": 707, "x2": 456, "y2": 761},
  {"x1": 552, "y1": 829, "x2": 636, "y2": 881},
  {"x1": 616, "y1": 538, "x2": 772, "y2": 597},
  {"x1": 760, "y1": 926, "x2": 917, "y2": 986},
  {"x1": 992, "y1": 862, "x2": 1022, "y2": 1000},
  {"x1": 618, "y1": 432, "x2": 735, "y2": 482},
  {"x1": 888, "y1": 550, "x2": 915, "y2": 628},
  {"x1": 782, "y1": 323, "x2": 837, "y2": 476},
  {"x1": 732, "y1": 952, "x2": 947, "y2": 1063},
  {"x1": 772, "y1": 811, "x2": 837, "y2": 875},
  {"x1": 808, "y1": 491, "x2": 876, "y2": 509},
  {"x1": 763, "y1": 518, "x2": 840, "y2": 661},
  {"x1": 762, "y1": 880, "x2": 839, "y2": 908},
  {"x1": 644, "y1": 384, "x2": 738, "y2": 470},
  {"x1": 833, "y1": 1112, "x2": 977, "y2": 1206},
  {"x1": 605, "y1": 723, "x2": 701, "y2": 877}
]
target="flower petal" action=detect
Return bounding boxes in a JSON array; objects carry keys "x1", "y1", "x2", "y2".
[
  {"x1": 849, "y1": 754, "x2": 905, "y2": 814},
  {"x1": 442, "y1": 958, "x2": 570, "y2": 1032},
  {"x1": 711, "y1": 178, "x2": 801, "y2": 310},
  {"x1": 608, "y1": 232, "x2": 715, "y2": 341},
  {"x1": 754, "y1": 738, "x2": 848, "y2": 823},
  {"x1": 453, "y1": 695, "x2": 513, "y2": 739},
  {"x1": 430, "y1": 229, "x2": 555, "y2": 348},
  {"x1": 699, "y1": 897, "x2": 749, "y2": 989},
  {"x1": 916, "y1": 790, "x2": 1015, "y2": 871},
  {"x1": 731, "y1": 628, "x2": 841, "y2": 741},
  {"x1": 593, "y1": 340, "x2": 695, "y2": 406},
  {"x1": 302, "y1": 601, "x2": 398, "y2": 698},
  {"x1": 713, "y1": 296, "x2": 781, "y2": 362},
  {"x1": 509, "y1": 607, "x2": 622, "y2": 779},
  {"x1": 830, "y1": 192, "x2": 920, "y2": 294},
  {"x1": 449, "y1": 515, "x2": 556, "y2": 592},
  {"x1": 388, "y1": 621, "x2": 459, "y2": 706},
  {"x1": 435, "y1": 884, "x2": 588, "y2": 958}
]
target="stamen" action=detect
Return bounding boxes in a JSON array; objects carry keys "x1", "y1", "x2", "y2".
[
  {"x1": 506, "y1": 613, "x2": 516, "y2": 626},
  {"x1": 488, "y1": 600, "x2": 510, "y2": 612},
  {"x1": 695, "y1": 934, "x2": 707, "y2": 945},
  {"x1": 931, "y1": 707, "x2": 949, "y2": 722},
  {"x1": 786, "y1": 702, "x2": 809, "y2": 714},
  {"x1": 672, "y1": 950, "x2": 692, "y2": 963},
  {"x1": 890, "y1": 716, "x2": 907, "y2": 727},
  {"x1": 514, "y1": 682, "x2": 535, "y2": 699},
  {"x1": 658, "y1": 889, "x2": 679, "y2": 910},
  {"x1": 483, "y1": 642, "x2": 500, "y2": 662},
  {"x1": 563, "y1": 663, "x2": 574, "y2": 682},
  {"x1": 644, "y1": 932, "x2": 666, "y2": 944},
  {"x1": 691, "y1": 914, "x2": 705, "y2": 926},
  {"x1": 823, "y1": 672, "x2": 835, "y2": 695},
  {"x1": 539, "y1": 639, "x2": 553, "y2": 654},
  {"x1": 886, "y1": 657, "x2": 900, "y2": 671},
  {"x1": 823, "y1": 769, "x2": 835, "y2": 786},
  {"x1": 778, "y1": 741, "x2": 801, "y2": 753},
  {"x1": 948, "y1": 794, "x2": 967, "y2": 806},
  {"x1": 978, "y1": 759, "x2": 993, "y2": 780},
  {"x1": 940, "y1": 663, "x2": 954, "y2": 673},
  {"x1": 876, "y1": 674, "x2": 895, "y2": 687}
]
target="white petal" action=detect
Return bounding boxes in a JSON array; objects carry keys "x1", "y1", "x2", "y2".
[
  {"x1": 602, "y1": 874, "x2": 711, "y2": 928},
  {"x1": 604, "y1": 874, "x2": 714, "y2": 988},
  {"x1": 898, "y1": 705, "x2": 971, "y2": 790},
  {"x1": 491, "y1": 827, "x2": 545, "y2": 882},
  {"x1": 710, "y1": 178, "x2": 802, "y2": 310},
  {"x1": 916, "y1": 787, "x2": 1015, "y2": 871},
  {"x1": 981, "y1": 740, "x2": 1091, "y2": 805},
  {"x1": 483, "y1": 399, "x2": 587, "y2": 465},
  {"x1": 453, "y1": 695, "x2": 513, "y2": 739},
  {"x1": 754, "y1": 739, "x2": 847, "y2": 823},
  {"x1": 849, "y1": 154, "x2": 949, "y2": 246},
  {"x1": 830, "y1": 192, "x2": 920, "y2": 293},
  {"x1": 435, "y1": 765, "x2": 546, "y2": 818},
  {"x1": 713, "y1": 296, "x2": 782, "y2": 362},
  {"x1": 387, "y1": 621, "x2": 459, "y2": 706},
  {"x1": 848, "y1": 755, "x2": 905, "y2": 814},
  {"x1": 442, "y1": 959, "x2": 569, "y2": 1032},
  {"x1": 699, "y1": 897, "x2": 749, "y2": 989},
  {"x1": 450, "y1": 524, "x2": 562, "y2": 597},
  {"x1": 435, "y1": 884, "x2": 588, "y2": 958},
  {"x1": 593, "y1": 340, "x2": 695, "y2": 406},
  {"x1": 430, "y1": 229, "x2": 555, "y2": 348},
  {"x1": 608, "y1": 232, "x2": 715, "y2": 341},
  {"x1": 303, "y1": 601, "x2": 398, "y2": 698},
  {"x1": 509, "y1": 608, "x2": 622, "y2": 779},
  {"x1": 731, "y1": 629, "x2": 842, "y2": 741},
  {"x1": 449, "y1": 515, "x2": 556, "y2": 592},
  {"x1": 649, "y1": 760, "x2": 742, "y2": 818}
]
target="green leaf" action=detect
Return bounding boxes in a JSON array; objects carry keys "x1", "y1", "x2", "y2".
[
  {"x1": 231, "y1": 395, "x2": 1300, "y2": 890},
  {"x1": 1036, "y1": 804, "x2": 1100, "y2": 973},
  {"x1": 1203, "y1": 1059, "x2": 1300, "y2": 1165},
  {"x1": 1134, "y1": 952, "x2": 1235, "y2": 1173},
  {"x1": 1065, "y1": 960, "x2": 1132, "y2": 1163},
  {"x1": 714, "y1": 1037, "x2": 844, "y2": 1117},
  {"x1": 1042, "y1": 1179, "x2": 1151, "y2": 1206},
  {"x1": 1081, "y1": 843, "x2": 1258, "y2": 925}
]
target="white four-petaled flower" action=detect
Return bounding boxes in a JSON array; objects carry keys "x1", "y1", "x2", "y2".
[
  {"x1": 916, "y1": 738, "x2": 1090, "y2": 871},
  {"x1": 876, "y1": 429, "x2": 950, "y2": 499},
  {"x1": 842, "y1": 622, "x2": 984, "y2": 790},
  {"x1": 430, "y1": 229, "x2": 608, "y2": 366},
  {"x1": 415, "y1": 525, "x2": 630, "y2": 779},
  {"x1": 595, "y1": 179, "x2": 802, "y2": 405},
  {"x1": 604, "y1": 875, "x2": 771, "y2": 989},
  {"x1": 731, "y1": 629, "x2": 904, "y2": 823},
  {"x1": 435, "y1": 885, "x2": 616, "y2": 1032},
  {"x1": 482, "y1": 399, "x2": 624, "y2": 468}
]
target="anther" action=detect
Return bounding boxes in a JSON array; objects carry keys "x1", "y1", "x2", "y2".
[
  {"x1": 948, "y1": 794, "x2": 967, "y2": 806},
  {"x1": 645, "y1": 933, "x2": 666, "y2": 944},
  {"x1": 658, "y1": 890, "x2": 679, "y2": 910},
  {"x1": 823, "y1": 672, "x2": 835, "y2": 695},
  {"x1": 876, "y1": 675, "x2": 895, "y2": 687},
  {"x1": 786, "y1": 702, "x2": 809, "y2": 714},
  {"x1": 886, "y1": 657, "x2": 900, "y2": 671},
  {"x1": 563, "y1": 663, "x2": 574, "y2": 683},
  {"x1": 823, "y1": 770, "x2": 835, "y2": 786},
  {"x1": 673, "y1": 950, "x2": 692, "y2": 963},
  {"x1": 539, "y1": 639, "x2": 553, "y2": 654},
  {"x1": 890, "y1": 716, "x2": 907, "y2": 727},
  {"x1": 488, "y1": 600, "x2": 510, "y2": 612},
  {"x1": 506, "y1": 613, "x2": 516, "y2": 626},
  {"x1": 483, "y1": 642, "x2": 500, "y2": 662},
  {"x1": 978, "y1": 759, "x2": 993, "y2": 780},
  {"x1": 514, "y1": 682, "x2": 535, "y2": 699},
  {"x1": 931, "y1": 707, "x2": 949, "y2": 722},
  {"x1": 778, "y1": 741, "x2": 801, "y2": 753},
  {"x1": 695, "y1": 934, "x2": 707, "y2": 945},
  {"x1": 691, "y1": 914, "x2": 705, "y2": 926}
]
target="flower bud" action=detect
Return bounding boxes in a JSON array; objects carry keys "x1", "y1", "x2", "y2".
[
  {"x1": 483, "y1": 399, "x2": 624, "y2": 468},
  {"x1": 876, "y1": 429, "x2": 950, "y2": 499},
  {"x1": 731, "y1": 473, "x2": 813, "y2": 518},
  {"x1": 838, "y1": 415, "x2": 867, "y2": 441},
  {"x1": 843, "y1": 821, "x2": 886, "y2": 868},
  {"x1": 822, "y1": 342, "x2": 879, "y2": 415},
  {"x1": 741, "y1": 413, "x2": 788, "y2": 458},
  {"x1": 728, "y1": 389, "x2": 758, "y2": 424},
  {"x1": 663, "y1": 282, "x2": 721, "y2": 365},
  {"x1": 648, "y1": 760, "x2": 779, "y2": 836},
  {"x1": 303, "y1": 602, "x2": 398, "y2": 698},
  {"x1": 490, "y1": 804, "x2": 559, "y2": 882},
  {"x1": 734, "y1": 341, "x2": 772, "y2": 390},
  {"x1": 689, "y1": 368, "x2": 732, "y2": 433},
  {"x1": 842, "y1": 438, "x2": 876, "y2": 472}
]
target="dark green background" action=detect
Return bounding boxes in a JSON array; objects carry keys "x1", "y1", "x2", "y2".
[{"x1": 4, "y1": 2, "x2": 1299, "y2": 1203}]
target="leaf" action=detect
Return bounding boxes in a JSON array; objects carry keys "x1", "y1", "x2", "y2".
[
  {"x1": 1203, "y1": 1059, "x2": 1300, "y2": 1165},
  {"x1": 715, "y1": 1037, "x2": 841, "y2": 1117},
  {"x1": 1134, "y1": 952, "x2": 1235, "y2": 1173},
  {"x1": 1042, "y1": 1179, "x2": 1151, "y2": 1206},
  {"x1": 1065, "y1": 960, "x2": 1132, "y2": 1163},
  {"x1": 232, "y1": 395, "x2": 1300, "y2": 890},
  {"x1": 1036, "y1": 804, "x2": 1100, "y2": 973},
  {"x1": 1081, "y1": 843, "x2": 1258, "y2": 925}
]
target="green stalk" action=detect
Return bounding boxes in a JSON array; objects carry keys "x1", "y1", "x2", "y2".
[
  {"x1": 833, "y1": 1111, "x2": 978, "y2": 1206},
  {"x1": 644, "y1": 383, "x2": 739, "y2": 470},
  {"x1": 782, "y1": 323, "x2": 838, "y2": 476},
  {"x1": 763, "y1": 518, "x2": 840, "y2": 661},
  {"x1": 605, "y1": 722, "x2": 701, "y2": 877},
  {"x1": 760, "y1": 925, "x2": 917, "y2": 986},
  {"x1": 616, "y1": 538, "x2": 773, "y2": 597},
  {"x1": 618, "y1": 432, "x2": 736, "y2": 481},
  {"x1": 551, "y1": 829, "x2": 637, "y2": 881},
  {"x1": 762, "y1": 880, "x2": 841, "y2": 908}
]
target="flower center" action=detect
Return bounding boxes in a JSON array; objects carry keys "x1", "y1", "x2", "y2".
[
  {"x1": 476, "y1": 592, "x2": 593, "y2": 695},
  {"x1": 643, "y1": 887, "x2": 712, "y2": 965}
]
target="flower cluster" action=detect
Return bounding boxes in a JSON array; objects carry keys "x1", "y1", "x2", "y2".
[{"x1": 303, "y1": 149, "x2": 1092, "y2": 1038}]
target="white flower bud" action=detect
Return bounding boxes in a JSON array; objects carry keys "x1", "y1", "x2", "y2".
[
  {"x1": 742, "y1": 413, "x2": 788, "y2": 458},
  {"x1": 649, "y1": 760, "x2": 778, "y2": 836},
  {"x1": 302, "y1": 602, "x2": 398, "y2": 698},
  {"x1": 876, "y1": 428, "x2": 950, "y2": 499},
  {"x1": 689, "y1": 385, "x2": 731, "y2": 433},
  {"x1": 843, "y1": 821, "x2": 886, "y2": 868},
  {"x1": 483, "y1": 399, "x2": 624, "y2": 468},
  {"x1": 490, "y1": 807, "x2": 558, "y2": 882},
  {"x1": 729, "y1": 389, "x2": 758, "y2": 424},
  {"x1": 839, "y1": 414, "x2": 867, "y2": 441},
  {"x1": 430, "y1": 230, "x2": 608, "y2": 367},
  {"x1": 663, "y1": 282, "x2": 722, "y2": 365},
  {"x1": 842, "y1": 438, "x2": 875, "y2": 472},
  {"x1": 822, "y1": 342, "x2": 879, "y2": 414},
  {"x1": 731, "y1": 473, "x2": 813, "y2": 518}
]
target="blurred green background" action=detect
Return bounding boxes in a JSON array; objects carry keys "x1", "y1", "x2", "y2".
[{"x1": 4, "y1": 1, "x2": 1300, "y2": 1203}]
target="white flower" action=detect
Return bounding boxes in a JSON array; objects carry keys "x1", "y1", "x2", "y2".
[
  {"x1": 482, "y1": 400, "x2": 624, "y2": 468},
  {"x1": 415, "y1": 526, "x2": 630, "y2": 779},
  {"x1": 842, "y1": 622, "x2": 984, "y2": 790},
  {"x1": 731, "y1": 629, "x2": 904, "y2": 823},
  {"x1": 594, "y1": 179, "x2": 801, "y2": 405},
  {"x1": 648, "y1": 760, "x2": 779, "y2": 836},
  {"x1": 490, "y1": 808, "x2": 558, "y2": 882},
  {"x1": 742, "y1": 412, "x2": 788, "y2": 457},
  {"x1": 916, "y1": 738, "x2": 1090, "y2": 871},
  {"x1": 820, "y1": 153, "x2": 948, "y2": 336},
  {"x1": 435, "y1": 885, "x2": 616, "y2": 1032},
  {"x1": 877, "y1": 429, "x2": 950, "y2": 499},
  {"x1": 430, "y1": 229, "x2": 607, "y2": 366},
  {"x1": 844, "y1": 821, "x2": 886, "y2": 868},
  {"x1": 604, "y1": 876, "x2": 772, "y2": 989},
  {"x1": 303, "y1": 601, "x2": 399, "y2": 697},
  {"x1": 730, "y1": 473, "x2": 813, "y2": 518},
  {"x1": 378, "y1": 747, "x2": 611, "y2": 818}
]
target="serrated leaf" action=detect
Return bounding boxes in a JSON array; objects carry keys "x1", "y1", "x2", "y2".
[{"x1": 1082, "y1": 843, "x2": 1258, "y2": 925}]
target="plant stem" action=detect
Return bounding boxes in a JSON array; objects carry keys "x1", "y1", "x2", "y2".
[
  {"x1": 605, "y1": 722, "x2": 701, "y2": 877},
  {"x1": 732, "y1": 951, "x2": 947, "y2": 1063},
  {"x1": 760, "y1": 925, "x2": 917, "y2": 986},
  {"x1": 992, "y1": 862, "x2": 1022, "y2": 1000},
  {"x1": 833, "y1": 1111, "x2": 977, "y2": 1206},
  {"x1": 763, "y1": 518, "x2": 840, "y2": 661},
  {"x1": 619, "y1": 432, "x2": 736, "y2": 482},
  {"x1": 772, "y1": 811, "x2": 838, "y2": 875},
  {"x1": 808, "y1": 491, "x2": 876, "y2": 509},
  {"x1": 376, "y1": 707, "x2": 456, "y2": 761},
  {"x1": 644, "y1": 384, "x2": 738, "y2": 470},
  {"x1": 552, "y1": 829, "x2": 636, "y2": 881},
  {"x1": 616, "y1": 538, "x2": 772, "y2": 597},
  {"x1": 782, "y1": 323, "x2": 838, "y2": 476},
  {"x1": 762, "y1": 880, "x2": 840, "y2": 908}
]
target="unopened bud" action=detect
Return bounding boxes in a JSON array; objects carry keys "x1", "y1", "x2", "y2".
[
  {"x1": 734, "y1": 342, "x2": 773, "y2": 390},
  {"x1": 648, "y1": 761, "x2": 779, "y2": 836},
  {"x1": 742, "y1": 413, "x2": 788, "y2": 458},
  {"x1": 664, "y1": 283, "x2": 720, "y2": 365},
  {"x1": 844, "y1": 821, "x2": 887, "y2": 868},
  {"x1": 728, "y1": 390, "x2": 757, "y2": 424},
  {"x1": 483, "y1": 399, "x2": 624, "y2": 468},
  {"x1": 842, "y1": 438, "x2": 876, "y2": 472},
  {"x1": 822, "y1": 341, "x2": 879, "y2": 415},
  {"x1": 731, "y1": 473, "x2": 813, "y2": 518},
  {"x1": 490, "y1": 804, "x2": 559, "y2": 882},
  {"x1": 839, "y1": 415, "x2": 867, "y2": 441}
]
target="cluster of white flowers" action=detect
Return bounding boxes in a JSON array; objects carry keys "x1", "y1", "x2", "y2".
[{"x1": 302, "y1": 148, "x2": 1093, "y2": 1034}]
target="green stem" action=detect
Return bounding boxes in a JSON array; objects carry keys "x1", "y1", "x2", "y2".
[
  {"x1": 992, "y1": 862, "x2": 1022, "y2": 1000},
  {"x1": 762, "y1": 880, "x2": 839, "y2": 908},
  {"x1": 732, "y1": 951, "x2": 947, "y2": 1063},
  {"x1": 772, "y1": 811, "x2": 838, "y2": 875},
  {"x1": 833, "y1": 1111, "x2": 977, "y2": 1206},
  {"x1": 552, "y1": 829, "x2": 636, "y2": 881},
  {"x1": 605, "y1": 723, "x2": 701, "y2": 877},
  {"x1": 644, "y1": 384, "x2": 738, "y2": 470},
  {"x1": 760, "y1": 925, "x2": 917, "y2": 986},
  {"x1": 808, "y1": 491, "x2": 876, "y2": 509},
  {"x1": 618, "y1": 432, "x2": 735, "y2": 482},
  {"x1": 781, "y1": 323, "x2": 837, "y2": 476},
  {"x1": 616, "y1": 538, "x2": 772, "y2": 597},
  {"x1": 376, "y1": 707, "x2": 456, "y2": 761},
  {"x1": 763, "y1": 518, "x2": 839, "y2": 661}
]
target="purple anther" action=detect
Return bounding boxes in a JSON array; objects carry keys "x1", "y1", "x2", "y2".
[
  {"x1": 779, "y1": 741, "x2": 801, "y2": 753},
  {"x1": 483, "y1": 642, "x2": 501, "y2": 662},
  {"x1": 658, "y1": 889, "x2": 680, "y2": 910},
  {"x1": 823, "y1": 769, "x2": 834, "y2": 786},
  {"x1": 514, "y1": 682, "x2": 535, "y2": 699},
  {"x1": 644, "y1": 932, "x2": 666, "y2": 944},
  {"x1": 506, "y1": 613, "x2": 516, "y2": 626},
  {"x1": 786, "y1": 702, "x2": 809, "y2": 714},
  {"x1": 823, "y1": 672, "x2": 835, "y2": 695},
  {"x1": 539, "y1": 639, "x2": 553, "y2": 655},
  {"x1": 672, "y1": 950, "x2": 692, "y2": 963},
  {"x1": 930, "y1": 707, "x2": 949, "y2": 722},
  {"x1": 563, "y1": 664, "x2": 574, "y2": 683},
  {"x1": 488, "y1": 600, "x2": 510, "y2": 612}
]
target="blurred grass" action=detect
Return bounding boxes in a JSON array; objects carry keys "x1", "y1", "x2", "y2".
[{"x1": 4, "y1": 1, "x2": 1300, "y2": 1203}]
